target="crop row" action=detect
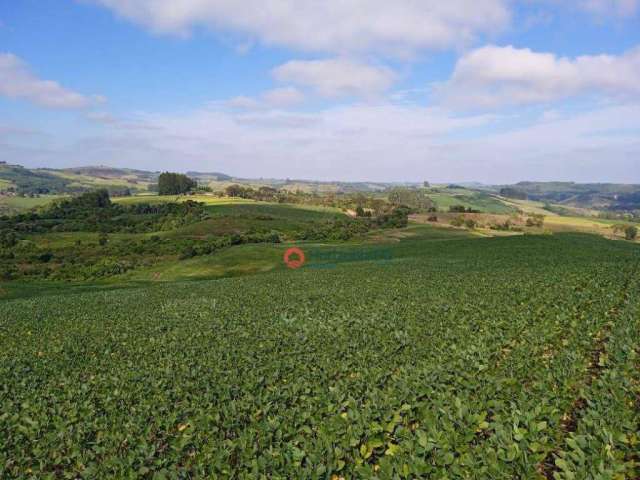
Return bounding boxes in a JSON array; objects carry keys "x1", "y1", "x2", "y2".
[{"x1": 0, "y1": 234, "x2": 639, "y2": 478}]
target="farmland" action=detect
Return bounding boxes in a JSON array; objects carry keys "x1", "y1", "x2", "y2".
[{"x1": 1, "y1": 233, "x2": 639, "y2": 478}]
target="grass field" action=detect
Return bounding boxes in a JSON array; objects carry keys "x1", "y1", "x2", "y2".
[
  {"x1": 120, "y1": 224, "x2": 474, "y2": 282},
  {"x1": 426, "y1": 189, "x2": 517, "y2": 214},
  {"x1": 0, "y1": 194, "x2": 66, "y2": 214},
  {"x1": 1, "y1": 232, "x2": 639, "y2": 478}
]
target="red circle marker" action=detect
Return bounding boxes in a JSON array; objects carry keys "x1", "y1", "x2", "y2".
[{"x1": 284, "y1": 247, "x2": 306, "y2": 269}]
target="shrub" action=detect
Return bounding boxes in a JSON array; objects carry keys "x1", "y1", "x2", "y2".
[
  {"x1": 625, "y1": 225, "x2": 638, "y2": 240},
  {"x1": 450, "y1": 216, "x2": 465, "y2": 227},
  {"x1": 38, "y1": 252, "x2": 54, "y2": 263}
]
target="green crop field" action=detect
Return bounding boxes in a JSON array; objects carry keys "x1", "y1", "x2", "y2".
[
  {"x1": 426, "y1": 189, "x2": 517, "y2": 215},
  {"x1": 1, "y1": 233, "x2": 639, "y2": 479}
]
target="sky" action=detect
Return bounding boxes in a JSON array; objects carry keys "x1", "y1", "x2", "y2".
[{"x1": 0, "y1": 1, "x2": 639, "y2": 183}]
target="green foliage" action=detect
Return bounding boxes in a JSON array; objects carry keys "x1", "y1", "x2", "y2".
[
  {"x1": 158, "y1": 172, "x2": 197, "y2": 195},
  {"x1": 450, "y1": 204, "x2": 480, "y2": 213},
  {"x1": 624, "y1": 225, "x2": 637, "y2": 240},
  {"x1": 387, "y1": 187, "x2": 434, "y2": 211},
  {"x1": 0, "y1": 229, "x2": 17, "y2": 248},
  {"x1": 526, "y1": 214, "x2": 545, "y2": 228},
  {"x1": 0, "y1": 192, "x2": 211, "y2": 235},
  {"x1": 0, "y1": 234, "x2": 639, "y2": 478},
  {"x1": 450, "y1": 215, "x2": 465, "y2": 227}
]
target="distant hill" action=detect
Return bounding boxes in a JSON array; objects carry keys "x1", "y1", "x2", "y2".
[
  {"x1": 0, "y1": 163, "x2": 405, "y2": 196},
  {"x1": 2, "y1": 162, "x2": 639, "y2": 214},
  {"x1": 496, "y1": 181, "x2": 640, "y2": 212},
  {"x1": 0, "y1": 163, "x2": 158, "y2": 195}
]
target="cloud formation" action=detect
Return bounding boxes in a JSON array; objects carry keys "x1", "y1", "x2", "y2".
[
  {"x1": 6, "y1": 100, "x2": 638, "y2": 183},
  {"x1": 438, "y1": 45, "x2": 640, "y2": 108},
  {"x1": 88, "y1": 0, "x2": 510, "y2": 56},
  {"x1": 261, "y1": 87, "x2": 305, "y2": 107},
  {"x1": 0, "y1": 53, "x2": 102, "y2": 109},
  {"x1": 225, "y1": 87, "x2": 305, "y2": 110},
  {"x1": 272, "y1": 59, "x2": 396, "y2": 98},
  {"x1": 579, "y1": 0, "x2": 639, "y2": 16}
]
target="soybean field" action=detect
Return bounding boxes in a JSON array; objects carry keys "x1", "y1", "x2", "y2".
[{"x1": 1, "y1": 234, "x2": 639, "y2": 479}]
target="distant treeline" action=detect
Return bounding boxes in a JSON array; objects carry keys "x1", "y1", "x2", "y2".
[{"x1": 1, "y1": 189, "x2": 210, "y2": 234}]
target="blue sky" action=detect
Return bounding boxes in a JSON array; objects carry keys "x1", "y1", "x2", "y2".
[{"x1": 0, "y1": 0, "x2": 639, "y2": 183}]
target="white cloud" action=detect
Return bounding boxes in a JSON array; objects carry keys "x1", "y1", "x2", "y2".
[
  {"x1": 87, "y1": 0, "x2": 510, "y2": 56},
  {"x1": 225, "y1": 95, "x2": 262, "y2": 110},
  {"x1": 272, "y1": 59, "x2": 396, "y2": 98},
  {"x1": 0, "y1": 53, "x2": 102, "y2": 109},
  {"x1": 225, "y1": 87, "x2": 305, "y2": 110},
  {"x1": 85, "y1": 111, "x2": 118, "y2": 124},
  {"x1": 261, "y1": 87, "x2": 305, "y2": 107},
  {"x1": 438, "y1": 45, "x2": 640, "y2": 108},
  {"x1": 579, "y1": 0, "x2": 639, "y2": 16},
  {"x1": 4, "y1": 100, "x2": 639, "y2": 182}
]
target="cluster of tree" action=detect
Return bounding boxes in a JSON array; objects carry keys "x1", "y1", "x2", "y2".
[
  {"x1": 525, "y1": 214, "x2": 545, "y2": 227},
  {"x1": 180, "y1": 232, "x2": 281, "y2": 260},
  {"x1": 489, "y1": 219, "x2": 522, "y2": 232},
  {"x1": 374, "y1": 206, "x2": 411, "y2": 228},
  {"x1": 449, "y1": 205, "x2": 480, "y2": 213},
  {"x1": 450, "y1": 216, "x2": 477, "y2": 229},
  {"x1": 225, "y1": 185, "x2": 281, "y2": 201},
  {"x1": 158, "y1": 172, "x2": 197, "y2": 195},
  {"x1": 296, "y1": 218, "x2": 371, "y2": 242},
  {"x1": 0, "y1": 190, "x2": 210, "y2": 234},
  {"x1": 613, "y1": 224, "x2": 638, "y2": 241},
  {"x1": 293, "y1": 208, "x2": 407, "y2": 242},
  {"x1": 0, "y1": 229, "x2": 17, "y2": 248},
  {"x1": 387, "y1": 187, "x2": 434, "y2": 211}
]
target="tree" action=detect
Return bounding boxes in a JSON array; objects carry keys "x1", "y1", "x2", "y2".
[
  {"x1": 158, "y1": 172, "x2": 197, "y2": 195},
  {"x1": 464, "y1": 218, "x2": 477, "y2": 229},
  {"x1": 77, "y1": 189, "x2": 111, "y2": 208},
  {"x1": 526, "y1": 214, "x2": 545, "y2": 228},
  {"x1": 625, "y1": 225, "x2": 638, "y2": 240},
  {"x1": 450, "y1": 216, "x2": 465, "y2": 227},
  {"x1": 355, "y1": 206, "x2": 365, "y2": 217},
  {"x1": 225, "y1": 184, "x2": 247, "y2": 198},
  {"x1": 0, "y1": 230, "x2": 17, "y2": 248}
]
